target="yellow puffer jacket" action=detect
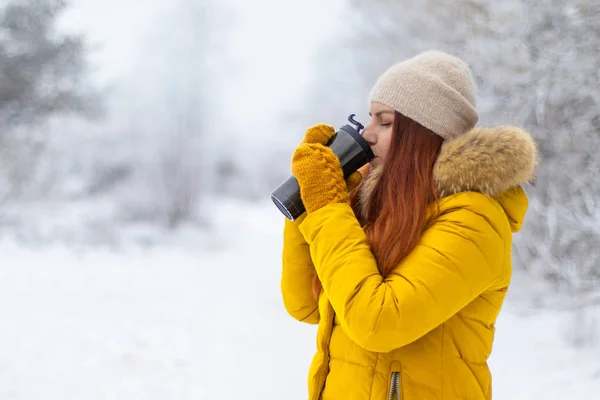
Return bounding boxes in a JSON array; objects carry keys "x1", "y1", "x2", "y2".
[{"x1": 280, "y1": 126, "x2": 537, "y2": 400}]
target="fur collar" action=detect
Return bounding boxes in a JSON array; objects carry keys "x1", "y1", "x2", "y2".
[{"x1": 357, "y1": 125, "x2": 538, "y2": 218}]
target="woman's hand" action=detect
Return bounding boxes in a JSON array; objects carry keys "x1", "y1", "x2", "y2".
[{"x1": 291, "y1": 124, "x2": 364, "y2": 214}]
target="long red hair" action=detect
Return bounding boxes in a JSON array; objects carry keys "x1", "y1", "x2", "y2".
[{"x1": 312, "y1": 112, "x2": 444, "y2": 297}]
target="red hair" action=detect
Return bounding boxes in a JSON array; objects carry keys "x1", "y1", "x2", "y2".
[{"x1": 312, "y1": 112, "x2": 443, "y2": 297}]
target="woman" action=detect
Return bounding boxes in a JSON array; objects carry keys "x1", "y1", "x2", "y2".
[{"x1": 280, "y1": 50, "x2": 537, "y2": 400}]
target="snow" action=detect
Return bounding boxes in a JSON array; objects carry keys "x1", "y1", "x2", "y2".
[{"x1": 1, "y1": 198, "x2": 598, "y2": 399}]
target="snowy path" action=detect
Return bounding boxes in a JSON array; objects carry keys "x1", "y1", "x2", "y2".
[{"x1": 1, "y1": 200, "x2": 598, "y2": 399}]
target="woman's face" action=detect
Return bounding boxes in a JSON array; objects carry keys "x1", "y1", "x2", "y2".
[{"x1": 362, "y1": 102, "x2": 394, "y2": 167}]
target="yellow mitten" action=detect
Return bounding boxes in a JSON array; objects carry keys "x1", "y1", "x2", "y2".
[
  {"x1": 347, "y1": 164, "x2": 370, "y2": 192},
  {"x1": 292, "y1": 124, "x2": 360, "y2": 214}
]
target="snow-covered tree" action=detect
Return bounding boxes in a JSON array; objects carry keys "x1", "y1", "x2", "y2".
[
  {"x1": 116, "y1": 0, "x2": 225, "y2": 229},
  {"x1": 0, "y1": 0, "x2": 100, "y2": 130},
  {"x1": 0, "y1": 0, "x2": 100, "y2": 203}
]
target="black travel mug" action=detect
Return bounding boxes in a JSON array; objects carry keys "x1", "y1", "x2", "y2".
[{"x1": 271, "y1": 114, "x2": 375, "y2": 221}]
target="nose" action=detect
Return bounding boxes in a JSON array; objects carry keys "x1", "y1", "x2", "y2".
[{"x1": 362, "y1": 128, "x2": 377, "y2": 146}]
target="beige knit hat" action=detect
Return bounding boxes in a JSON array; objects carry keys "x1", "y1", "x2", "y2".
[{"x1": 368, "y1": 50, "x2": 478, "y2": 140}]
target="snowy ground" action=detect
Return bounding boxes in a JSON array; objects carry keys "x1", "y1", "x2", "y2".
[{"x1": 1, "y1": 198, "x2": 599, "y2": 399}]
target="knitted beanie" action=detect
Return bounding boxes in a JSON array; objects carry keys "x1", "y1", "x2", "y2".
[{"x1": 368, "y1": 50, "x2": 478, "y2": 140}]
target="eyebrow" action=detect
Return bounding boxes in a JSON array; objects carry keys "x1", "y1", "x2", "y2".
[{"x1": 369, "y1": 110, "x2": 395, "y2": 117}]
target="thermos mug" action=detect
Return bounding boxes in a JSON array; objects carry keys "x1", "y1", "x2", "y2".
[{"x1": 271, "y1": 114, "x2": 375, "y2": 221}]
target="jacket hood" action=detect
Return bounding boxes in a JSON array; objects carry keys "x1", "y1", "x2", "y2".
[{"x1": 357, "y1": 125, "x2": 538, "y2": 232}]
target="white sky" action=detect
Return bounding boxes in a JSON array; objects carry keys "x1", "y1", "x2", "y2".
[{"x1": 56, "y1": 0, "x2": 346, "y2": 150}]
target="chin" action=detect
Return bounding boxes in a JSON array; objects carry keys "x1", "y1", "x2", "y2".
[{"x1": 370, "y1": 157, "x2": 382, "y2": 167}]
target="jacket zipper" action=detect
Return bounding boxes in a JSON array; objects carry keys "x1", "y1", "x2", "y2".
[{"x1": 388, "y1": 371, "x2": 401, "y2": 400}]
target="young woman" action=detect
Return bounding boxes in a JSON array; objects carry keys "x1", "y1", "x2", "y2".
[{"x1": 280, "y1": 50, "x2": 537, "y2": 400}]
